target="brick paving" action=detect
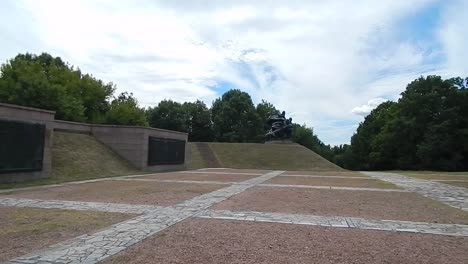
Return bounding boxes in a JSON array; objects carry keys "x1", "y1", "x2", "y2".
[{"x1": 1, "y1": 169, "x2": 467, "y2": 263}]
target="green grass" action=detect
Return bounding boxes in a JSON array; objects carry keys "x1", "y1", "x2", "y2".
[
  {"x1": 186, "y1": 143, "x2": 206, "y2": 169},
  {"x1": 0, "y1": 132, "x2": 144, "y2": 189},
  {"x1": 187, "y1": 142, "x2": 344, "y2": 171}
]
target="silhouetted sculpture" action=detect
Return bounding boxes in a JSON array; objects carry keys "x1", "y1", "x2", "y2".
[{"x1": 265, "y1": 111, "x2": 293, "y2": 141}]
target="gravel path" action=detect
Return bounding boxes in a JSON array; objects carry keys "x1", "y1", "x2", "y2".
[
  {"x1": 362, "y1": 172, "x2": 468, "y2": 211},
  {"x1": 213, "y1": 186, "x2": 468, "y2": 224},
  {"x1": 4, "y1": 169, "x2": 468, "y2": 263},
  {"x1": 0, "y1": 197, "x2": 162, "y2": 214},
  {"x1": 1, "y1": 180, "x2": 224, "y2": 206},
  {"x1": 102, "y1": 218, "x2": 468, "y2": 264},
  {"x1": 198, "y1": 209, "x2": 468, "y2": 236},
  {"x1": 9, "y1": 171, "x2": 284, "y2": 264}
]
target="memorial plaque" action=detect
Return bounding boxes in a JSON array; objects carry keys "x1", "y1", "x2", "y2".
[
  {"x1": 147, "y1": 137, "x2": 185, "y2": 165},
  {"x1": 0, "y1": 119, "x2": 45, "y2": 173}
]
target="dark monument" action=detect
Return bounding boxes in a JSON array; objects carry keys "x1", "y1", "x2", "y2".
[{"x1": 264, "y1": 111, "x2": 293, "y2": 142}]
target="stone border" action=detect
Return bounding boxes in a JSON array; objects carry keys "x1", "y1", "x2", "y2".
[
  {"x1": 197, "y1": 209, "x2": 468, "y2": 237},
  {"x1": 181, "y1": 171, "x2": 263, "y2": 176},
  {"x1": 9, "y1": 171, "x2": 284, "y2": 264},
  {"x1": 283, "y1": 174, "x2": 370, "y2": 179},
  {"x1": 6, "y1": 170, "x2": 468, "y2": 263},
  {"x1": 259, "y1": 183, "x2": 408, "y2": 192},
  {"x1": 0, "y1": 198, "x2": 161, "y2": 214},
  {"x1": 362, "y1": 172, "x2": 468, "y2": 211},
  {"x1": 114, "y1": 178, "x2": 235, "y2": 185}
]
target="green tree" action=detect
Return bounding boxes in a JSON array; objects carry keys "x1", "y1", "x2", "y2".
[
  {"x1": 183, "y1": 100, "x2": 214, "y2": 142},
  {"x1": 147, "y1": 100, "x2": 187, "y2": 132},
  {"x1": 292, "y1": 123, "x2": 334, "y2": 161},
  {"x1": 345, "y1": 75, "x2": 468, "y2": 171},
  {"x1": 104, "y1": 92, "x2": 148, "y2": 126},
  {"x1": 0, "y1": 53, "x2": 114, "y2": 122},
  {"x1": 211, "y1": 89, "x2": 263, "y2": 142}
]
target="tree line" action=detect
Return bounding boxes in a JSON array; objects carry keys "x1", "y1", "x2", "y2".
[
  {"x1": 3, "y1": 53, "x2": 466, "y2": 171},
  {"x1": 333, "y1": 75, "x2": 468, "y2": 171},
  {"x1": 0, "y1": 53, "x2": 332, "y2": 158}
]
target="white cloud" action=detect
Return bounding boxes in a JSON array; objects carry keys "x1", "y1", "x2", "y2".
[
  {"x1": 351, "y1": 98, "x2": 388, "y2": 116},
  {"x1": 1, "y1": 0, "x2": 463, "y2": 145},
  {"x1": 438, "y1": 0, "x2": 468, "y2": 76}
]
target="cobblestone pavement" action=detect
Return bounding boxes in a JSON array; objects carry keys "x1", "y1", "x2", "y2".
[
  {"x1": 258, "y1": 183, "x2": 409, "y2": 192},
  {"x1": 114, "y1": 178, "x2": 235, "y2": 185},
  {"x1": 180, "y1": 171, "x2": 263, "y2": 176},
  {"x1": 197, "y1": 209, "x2": 468, "y2": 237},
  {"x1": 8, "y1": 171, "x2": 284, "y2": 264},
  {"x1": 0, "y1": 174, "x2": 152, "y2": 195},
  {"x1": 0, "y1": 197, "x2": 162, "y2": 214},
  {"x1": 282, "y1": 174, "x2": 369, "y2": 179},
  {"x1": 4, "y1": 169, "x2": 468, "y2": 263},
  {"x1": 362, "y1": 172, "x2": 468, "y2": 211}
]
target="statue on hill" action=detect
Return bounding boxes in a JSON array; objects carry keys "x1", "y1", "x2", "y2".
[{"x1": 265, "y1": 111, "x2": 293, "y2": 142}]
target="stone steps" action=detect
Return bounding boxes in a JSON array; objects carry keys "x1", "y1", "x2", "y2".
[{"x1": 195, "y1": 142, "x2": 222, "y2": 168}]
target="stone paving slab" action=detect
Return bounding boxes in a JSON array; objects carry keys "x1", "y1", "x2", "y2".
[
  {"x1": 0, "y1": 173, "x2": 153, "y2": 194},
  {"x1": 0, "y1": 180, "x2": 225, "y2": 206},
  {"x1": 0, "y1": 206, "x2": 133, "y2": 263},
  {"x1": 436, "y1": 181, "x2": 468, "y2": 189},
  {"x1": 8, "y1": 171, "x2": 284, "y2": 264},
  {"x1": 264, "y1": 176, "x2": 400, "y2": 189},
  {"x1": 191, "y1": 168, "x2": 271, "y2": 174},
  {"x1": 259, "y1": 183, "x2": 407, "y2": 192},
  {"x1": 212, "y1": 186, "x2": 468, "y2": 224},
  {"x1": 362, "y1": 172, "x2": 468, "y2": 211},
  {"x1": 181, "y1": 171, "x2": 263, "y2": 176},
  {"x1": 115, "y1": 178, "x2": 234, "y2": 185},
  {"x1": 101, "y1": 218, "x2": 468, "y2": 264},
  {"x1": 6, "y1": 169, "x2": 468, "y2": 263},
  {"x1": 176, "y1": 171, "x2": 285, "y2": 210},
  {"x1": 282, "y1": 170, "x2": 368, "y2": 177},
  {"x1": 134, "y1": 172, "x2": 258, "y2": 182},
  {"x1": 0, "y1": 197, "x2": 161, "y2": 214},
  {"x1": 10, "y1": 207, "x2": 195, "y2": 264},
  {"x1": 197, "y1": 209, "x2": 468, "y2": 237},
  {"x1": 280, "y1": 174, "x2": 370, "y2": 179}
]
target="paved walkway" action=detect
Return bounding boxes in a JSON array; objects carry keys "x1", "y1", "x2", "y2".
[
  {"x1": 9, "y1": 171, "x2": 284, "y2": 264},
  {"x1": 3, "y1": 169, "x2": 468, "y2": 263},
  {"x1": 259, "y1": 183, "x2": 409, "y2": 192},
  {"x1": 362, "y1": 172, "x2": 468, "y2": 211},
  {"x1": 198, "y1": 209, "x2": 468, "y2": 237},
  {"x1": 0, "y1": 197, "x2": 161, "y2": 214}
]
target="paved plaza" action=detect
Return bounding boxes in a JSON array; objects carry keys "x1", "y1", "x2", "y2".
[{"x1": 0, "y1": 169, "x2": 467, "y2": 263}]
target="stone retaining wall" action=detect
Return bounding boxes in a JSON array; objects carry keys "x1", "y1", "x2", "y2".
[
  {"x1": 0, "y1": 103, "x2": 54, "y2": 183},
  {"x1": 0, "y1": 103, "x2": 188, "y2": 182}
]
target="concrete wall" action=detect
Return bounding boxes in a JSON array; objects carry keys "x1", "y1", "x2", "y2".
[
  {"x1": 54, "y1": 120, "x2": 92, "y2": 134},
  {"x1": 0, "y1": 103, "x2": 55, "y2": 183},
  {"x1": 0, "y1": 103, "x2": 188, "y2": 183},
  {"x1": 91, "y1": 125, "x2": 187, "y2": 171},
  {"x1": 53, "y1": 121, "x2": 188, "y2": 171}
]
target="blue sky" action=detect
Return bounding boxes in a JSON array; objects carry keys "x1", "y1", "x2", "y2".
[{"x1": 1, "y1": 0, "x2": 467, "y2": 145}]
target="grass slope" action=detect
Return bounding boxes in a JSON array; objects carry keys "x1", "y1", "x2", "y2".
[
  {"x1": 187, "y1": 142, "x2": 343, "y2": 171},
  {"x1": 0, "y1": 132, "x2": 141, "y2": 189}
]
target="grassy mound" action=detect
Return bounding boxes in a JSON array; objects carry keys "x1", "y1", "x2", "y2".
[
  {"x1": 187, "y1": 142, "x2": 343, "y2": 171},
  {"x1": 0, "y1": 132, "x2": 141, "y2": 189}
]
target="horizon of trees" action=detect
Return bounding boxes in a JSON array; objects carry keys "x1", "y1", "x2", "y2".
[
  {"x1": 2, "y1": 53, "x2": 467, "y2": 171},
  {"x1": 333, "y1": 76, "x2": 468, "y2": 171},
  {"x1": 0, "y1": 52, "x2": 333, "y2": 160}
]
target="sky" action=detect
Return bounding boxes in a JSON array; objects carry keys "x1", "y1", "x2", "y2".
[{"x1": 1, "y1": 0, "x2": 467, "y2": 145}]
